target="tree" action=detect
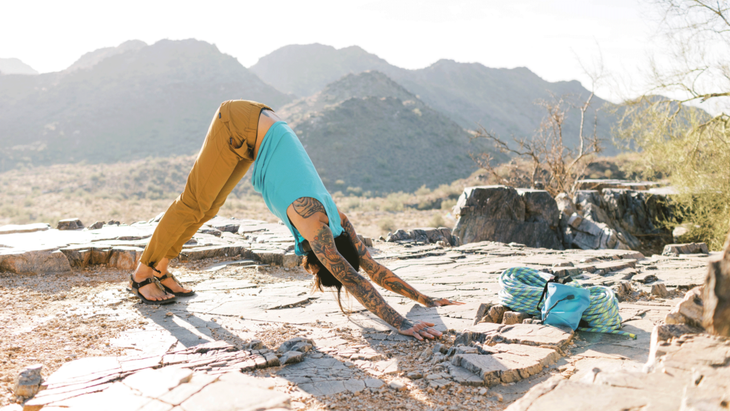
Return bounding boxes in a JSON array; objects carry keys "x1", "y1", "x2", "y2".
[
  {"x1": 472, "y1": 73, "x2": 603, "y2": 197},
  {"x1": 617, "y1": 0, "x2": 730, "y2": 250}
]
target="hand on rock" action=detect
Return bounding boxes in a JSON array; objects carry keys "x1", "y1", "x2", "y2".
[
  {"x1": 420, "y1": 295, "x2": 465, "y2": 307},
  {"x1": 398, "y1": 321, "x2": 443, "y2": 341},
  {"x1": 430, "y1": 298, "x2": 464, "y2": 307}
]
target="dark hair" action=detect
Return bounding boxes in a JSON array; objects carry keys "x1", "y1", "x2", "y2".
[{"x1": 303, "y1": 233, "x2": 359, "y2": 313}]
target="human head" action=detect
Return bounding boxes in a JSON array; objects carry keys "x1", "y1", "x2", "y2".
[{"x1": 302, "y1": 233, "x2": 359, "y2": 312}]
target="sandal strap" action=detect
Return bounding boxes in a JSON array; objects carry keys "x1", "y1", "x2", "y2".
[
  {"x1": 158, "y1": 272, "x2": 183, "y2": 287},
  {"x1": 129, "y1": 274, "x2": 165, "y2": 292}
]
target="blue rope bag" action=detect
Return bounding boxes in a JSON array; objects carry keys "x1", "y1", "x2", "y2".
[{"x1": 498, "y1": 267, "x2": 636, "y2": 338}]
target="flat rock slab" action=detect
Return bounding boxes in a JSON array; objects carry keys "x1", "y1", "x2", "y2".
[
  {"x1": 0, "y1": 219, "x2": 299, "y2": 274},
  {"x1": 30, "y1": 372, "x2": 289, "y2": 411},
  {"x1": 505, "y1": 376, "x2": 681, "y2": 411},
  {"x1": 454, "y1": 344, "x2": 560, "y2": 386},
  {"x1": 26, "y1": 342, "x2": 290, "y2": 410},
  {"x1": 456, "y1": 323, "x2": 573, "y2": 348},
  {"x1": 276, "y1": 357, "x2": 382, "y2": 396},
  {"x1": 506, "y1": 333, "x2": 730, "y2": 411}
]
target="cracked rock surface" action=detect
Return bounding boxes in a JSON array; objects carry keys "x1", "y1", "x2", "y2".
[{"x1": 1, "y1": 219, "x2": 725, "y2": 410}]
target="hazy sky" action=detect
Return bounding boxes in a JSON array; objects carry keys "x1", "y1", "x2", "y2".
[{"x1": 1, "y1": 0, "x2": 664, "y2": 103}]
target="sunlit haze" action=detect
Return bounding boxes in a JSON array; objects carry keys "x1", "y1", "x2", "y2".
[{"x1": 0, "y1": 0, "x2": 667, "y2": 103}]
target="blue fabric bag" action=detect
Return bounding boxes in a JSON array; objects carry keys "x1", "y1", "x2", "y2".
[{"x1": 540, "y1": 282, "x2": 591, "y2": 330}]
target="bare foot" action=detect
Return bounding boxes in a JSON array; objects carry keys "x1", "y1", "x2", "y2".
[{"x1": 132, "y1": 264, "x2": 175, "y2": 302}]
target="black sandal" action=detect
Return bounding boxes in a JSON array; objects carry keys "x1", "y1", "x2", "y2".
[
  {"x1": 157, "y1": 272, "x2": 196, "y2": 297},
  {"x1": 129, "y1": 274, "x2": 177, "y2": 305}
]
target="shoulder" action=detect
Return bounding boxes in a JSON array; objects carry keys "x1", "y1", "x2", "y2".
[{"x1": 338, "y1": 210, "x2": 349, "y2": 224}]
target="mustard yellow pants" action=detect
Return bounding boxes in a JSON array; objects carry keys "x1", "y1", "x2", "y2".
[{"x1": 140, "y1": 100, "x2": 272, "y2": 267}]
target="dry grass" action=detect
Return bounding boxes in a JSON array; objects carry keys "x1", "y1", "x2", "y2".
[{"x1": 0, "y1": 158, "x2": 458, "y2": 239}]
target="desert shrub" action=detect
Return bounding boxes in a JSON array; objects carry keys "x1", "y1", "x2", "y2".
[
  {"x1": 381, "y1": 192, "x2": 408, "y2": 212},
  {"x1": 429, "y1": 213, "x2": 446, "y2": 228},
  {"x1": 346, "y1": 186, "x2": 363, "y2": 197},
  {"x1": 414, "y1": 185, "x2": 431, "y2": 196},
  {"x1": 340, "y1": 197, "x2": 361, "y2": 211},
  {"x1": 441, "y1": 198, "x2": 458, "y2": 210},
  {"x1": 378, "y1": 217, "x2": 396, "y2": 233}
]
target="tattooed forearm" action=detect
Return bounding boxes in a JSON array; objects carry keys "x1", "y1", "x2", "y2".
[
  {"x1": 292, "y1": 197, "x2": 326, "y2": 219},
  {"x1": 311, "y1": 224, "x2": 411, "y2": 331},
  {"x1": 341, "y1": 216, "x2": 431, "y2": 305}
]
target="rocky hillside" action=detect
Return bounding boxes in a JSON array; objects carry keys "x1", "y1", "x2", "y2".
[
  {"x1": 250, "y1": 44, "x2": 392, "y2": 97},
  {"x1": 280, "y1": 71, "x2": 495, "y2": 193},
  {"x1": 0, "y1": 39, "x2": 292, "y2": 169},
  {"x1": 250, "y1": 44, "x2": 617, "y2": 154},
  {"x1": 0, "y1": 58, "x2": 38, "y2": 75}
]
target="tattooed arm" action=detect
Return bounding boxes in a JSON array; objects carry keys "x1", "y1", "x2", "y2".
[
  {"x1": 287, "y1": 197, "x2": 442, "y2": 340},
  {"x1": 339, "y1": 212, "x2": 462, "y2": 308}
]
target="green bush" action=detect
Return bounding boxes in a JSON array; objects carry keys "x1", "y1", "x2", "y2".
[{"x1": 618, "y1": 102, "x2": 730, "y2": 250}]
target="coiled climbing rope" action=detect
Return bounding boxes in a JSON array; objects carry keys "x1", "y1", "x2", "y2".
[{"x1": 498, "y1": 266, "x2": 636, "y2": 338}]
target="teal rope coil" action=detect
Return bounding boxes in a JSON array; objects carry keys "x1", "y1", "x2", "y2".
[{"x1": 498, "y1": 267, "x2": 636, "y2": 339}]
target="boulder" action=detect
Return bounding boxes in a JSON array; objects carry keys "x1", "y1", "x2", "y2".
[
  {"x1": 59, "y1": 246, "x2": 92, "y2": 268},
  {"x1": 662, "y1": 242, "x2": 709, "y2": 256},
  {"x1": 568, "y1": 188, "x2": 673, "y2": 254},
  {"x1": 108, "y1": 247, "x2": 143, "y2": 270},
  {"x1": 703, "y1": 231, "x2": 730, "y2": 337},
  {"x1": 0, "y1": 249, "x2": 72, "y2": 274},
  {"x1": 453, "y1": 186, "x2": 562, "y2": 249},
  {"x1": 517, "y1": 189, "x2": 559, "y2": 227},
  {"x1": 57, "y1": 218, "x2": 83, "y2": 230},
  {"x1": 453, "y1": 185, "x2": 526, "y2": 221}
]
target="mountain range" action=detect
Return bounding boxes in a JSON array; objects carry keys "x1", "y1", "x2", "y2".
[
  {"x1": 0, "y1": 58, "x2": 38, "y2": 75},
  {"x1": 1, "y1": 40, "x2": 616, "y2": 193},
  {"x1": 251, "y1": 43, "x2": 615, "y2": 146}
]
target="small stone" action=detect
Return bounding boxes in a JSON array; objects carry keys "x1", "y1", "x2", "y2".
[
  {"x1": 13, "y1": 364, "x2": 42, "y2": 398},
  {"x1": 665, "y1": 286, "x2": 704, "y2": 328},
  {"x1": 430, "y1": 353, "x2": 445, "y2": 364},
  {"x1": 364, "y1": 378, "x2": 383, "y2": 389},
  {"x1": 389, "y1": 381, "x2": 406, "y2": 391},
  {"x1": 483, "y1": 305, "x2": 507, "y2": 323},
  {"x1": 502, "y1": 311, "x2": 530, "y2": 325},
  {"x1": 165, "y1": 312, "x2": 174, "y2": 317},
  {"x1": 568, "y1": 213, "x2": 583, "y2": 229},
  {"x1": 280, "y1": 351, "x2": 304, "y2": 364},
  {"x1": 497, "y1": 393, "x2": 503, "y2": 402},
  {"x1": 89, "y1": 221, "x2": 105, "y2": 230},
  {"x1": 264, "y1": 352, "x2": 280, "y2": 367},
  {"x1": 479, "y1": 387, "x2": 487, "y2": 395},
  {"x1": 651, "y1": 283, "x2": 669, "y2": 298},
  {"x1": 407, "y1": 372, "x2": 423, "y2": 380},
  {"x1": 277, "y1": 337, "x2": 314, "y2": 353}
]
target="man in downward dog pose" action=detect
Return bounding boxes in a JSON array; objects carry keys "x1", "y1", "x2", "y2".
[{"x1": 130, "y1": 100, "x2": 461, "y2": 340}]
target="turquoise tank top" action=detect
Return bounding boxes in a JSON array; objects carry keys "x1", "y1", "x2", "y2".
[{"x1": 252, "y1": 121, "x2": 344, "y2": 256}]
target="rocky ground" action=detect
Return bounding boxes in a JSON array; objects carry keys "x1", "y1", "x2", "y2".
[{"x1": 0, "y1": 217, "x2": 724, "y2": 410}]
